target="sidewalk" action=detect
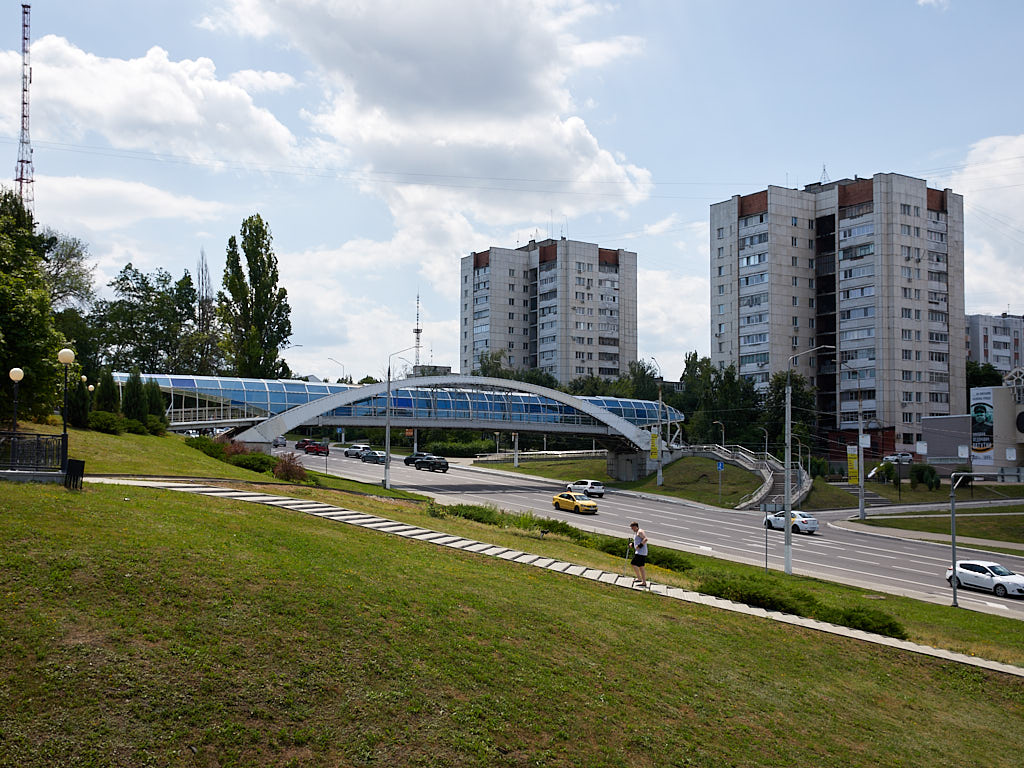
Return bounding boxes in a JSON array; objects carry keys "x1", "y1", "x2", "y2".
[{"x1": 89, "y1": 476, "x2": 1024, "y2": 679}]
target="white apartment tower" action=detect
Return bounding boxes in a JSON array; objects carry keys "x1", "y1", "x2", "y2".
[
  {"x1": 460, "y1": 237, "x2": 638, "y2": 384},
  {"x1": 710, "y1": 173, "x2": 965, "y2": 454},
  {"x1": 966, "y1": 313, "x2": 1023, "y2": 374}
]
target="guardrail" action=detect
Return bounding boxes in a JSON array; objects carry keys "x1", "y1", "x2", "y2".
[{"x1": 0, "y1": 432, "x2": 66, "y2": 472}]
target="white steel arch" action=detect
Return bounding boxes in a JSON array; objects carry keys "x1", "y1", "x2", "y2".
[{"x1": 236, "y1": 375, "x2": 656, "y2": 450}]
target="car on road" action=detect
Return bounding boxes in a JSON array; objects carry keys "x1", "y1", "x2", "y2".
[
  {"x1": 566, "y1": 479, "x2": 605, "y2": 497},
  {"x1": 414, "y1": 455, "x2": 449, "y2": 472},
  {"x1": 404, "y1": 451, "x2": 433, "y2": 466},
  {"x1": 552, "y1": 491, "x2": 598, "y2": 515},
  {"x1": 882, "y1": 452, "x2": 913, "y2": 464},
  {"x1": 361, "y1": 450, "x2": 387, "y2": 464},
  {"x1": 763, "y1": 510, "x2": 819, "y2": 534},
  {"x1": 344, "y1": 443, "x2": 371, "y2": 457},
  {"x1": 272, "y1": 436, "x2": 287, "y2": 448},
  {"x1": 295, "y1": 438, "x2": 317, "y2": 451},
  {"x1": 304, "y1": 442, "x2": 330, "y2": 456},
  {"x1": 945, "y1": 560, "x2": 1024, "y2": 598}
]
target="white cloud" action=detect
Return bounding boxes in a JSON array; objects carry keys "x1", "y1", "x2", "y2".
[
  {"x1": 644, "y1": 213, "x2": 682, "y2": 237},
  {"x1": 36, "y1": 174, "x2": 229, "y2": 232},
  {"x1": 228, "y1": 69, "x2": 298, "y2": 93},
  {"x1": 637, "y1": 268, "x2": 710, "y2": 377},
  {"x1": 16, "y1": 35, "x2": 297, "y2": 164},
  {"x1": 950, "y1": 133, "x2": 1024, "y2": 314}
]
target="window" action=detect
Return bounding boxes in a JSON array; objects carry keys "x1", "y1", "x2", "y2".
[
  {"x1": 792, "y1": 216, "x2": 799, "y2": 226},
  {"x1": 718, "y1": 304, "x2": 725, "y2": 315},
  {"x1": 792, "y1": 236, "x2": 799, "y2": 247},
  {"x1": 902, "y1": 349, "x2": 913, "y2": 360},
  {"x1": 900, "y1": 203, "x2": 912, "y2": 215},
  {"x1": 717, "y1": 246, "x2": 724, "y2": 258},
  {"x1": 718, "y1": 284, "x2": 725, "y2": 295},
  {"x1": 792, "y1": 276, "x2": 799, "y2": 286},
  {"x1": 901, "y1": 308, "x2": 913, "y2": 319},
  {"x1": 792, "y1": 296, "x2": 798, "y2": 306},
  {"x1": 792, "y1": 316, "x2": 799, "y2": 327},
  {"x1": 717, "y1": 227, "x2": 724, "y2": 239}
]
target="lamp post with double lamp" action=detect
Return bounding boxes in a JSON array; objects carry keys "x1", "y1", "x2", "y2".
[
  {"x1": 837, "y1": 357, "x2": 867, "y2": 520},
  {"x1": 383, "y1": 345, "x2": 415, "y2": 490},
  {"x1": 784, "y1": 344, "x2": 833, "y2": 575},
  {"x1": 651, "y1": 357, "x2": 664, "y2": 486}
]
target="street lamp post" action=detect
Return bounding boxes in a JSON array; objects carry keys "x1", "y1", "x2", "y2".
[
  {"x1": 785, "y1": 344, "x2": 833, "y2": 575},
  {"x1": 494, "y1": 431, "x2": 500, "y2": 456},
  {"x1": 760, "y1": 426, "x2": 768, "y2": 461},
  {"x1": 9, "y1": 368, "x2": 23, "y2": 432},
  {"x1": 58, "y1": 348, "x2": 75, "y2": 472},
  {"x1": 383, "y1": 345, "x2": 415, "y2": 490},
  {"x1": 328, "y1": 357, "x2": 346, "y2": 382},
  {"x1": 651, "y1": 357, "x2": 663, "y2": 486}
]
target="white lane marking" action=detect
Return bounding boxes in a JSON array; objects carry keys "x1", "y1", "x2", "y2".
[
  {"x1": 837, "y1": 556, "x2": 879, "y2": 565},
  {"x1": 984, "y1": 602, "x2": 1010, "y2": 610}
]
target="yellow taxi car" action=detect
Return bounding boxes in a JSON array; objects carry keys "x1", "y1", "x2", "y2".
[{"x1": 552, "y1": 491, "x2": 598, "y2": 515}]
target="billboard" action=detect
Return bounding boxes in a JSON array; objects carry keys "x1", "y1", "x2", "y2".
[{"x1": 970, "y1": 387, "x2": 994, "y2": 465}]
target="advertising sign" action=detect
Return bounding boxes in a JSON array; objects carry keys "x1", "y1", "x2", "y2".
[
  {"x1": 970, "y1": 387, "x2": 994, "y2": 466},
  {"x1": 846, "y1": 445, "x2": 858, "y2": 483},
  {"x1": 650, "y1": 431, "x2": 658, "y2": 460}
]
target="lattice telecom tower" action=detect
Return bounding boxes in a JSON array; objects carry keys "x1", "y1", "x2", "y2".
[
  {"x1": 413, "y1": 293, "x2": 423, "y2": 366},
  {"x1": 14, "y1": 3, "x2": 34, "y2": 214}
]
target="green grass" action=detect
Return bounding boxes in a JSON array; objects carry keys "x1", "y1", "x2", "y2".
[
  {"x1": 865, "y1": 479, "x2": 1024, "y2": 504},
  {"x1": 861, "y1": 511, "x2": 1024, "y2": 545},
  {"x1": 802, "y1": 476, "x2": 862, "y2": 510},
  {"x1": 2, "y1": 480, "x2": 1023, "y2": 767},
  {"x1": 483, "y1": 456, "x2": 762, "y2": 507}
]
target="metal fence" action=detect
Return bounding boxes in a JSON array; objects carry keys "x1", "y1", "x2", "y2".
[{"x1": 0, "y1": 432, "x2": 66, "y2": 471}]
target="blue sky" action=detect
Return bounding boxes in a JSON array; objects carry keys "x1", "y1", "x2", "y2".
[{"x1": 2, "y1": 0, "x2": 1021, "y2": 382}]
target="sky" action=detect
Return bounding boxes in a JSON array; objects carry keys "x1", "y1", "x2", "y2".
[{"x1": 2, "y1": 0, "x2": 1022, "y2": 383}]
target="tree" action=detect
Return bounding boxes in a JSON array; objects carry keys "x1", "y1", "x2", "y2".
[
  {"x1": 95, "y1": 368, "x2": 120, "y2": 413},
  {"x1": 0, "y1": 189, "x2": 66, "y2": 421},
  {"x1": 122, "y1": 368, "x2": 147, "y2": 423},
  {"x1": 39, "y1": 228, "x2": 95, "y2": 310},
  {"x1": 145, "y1": 379, "x2": 166, "y2": 421},
  {"x1": 69, "y1": 378, "x2": 90, "y2": 428},
  {"x1": 966, "y1": 360, "x2": 1003, "y2": 390},
  {"x1": 759, "y1": 371, "x2": 817, "y2": 451},
  {"x1": 218, "y1": 214, "x2": 292, "y2": 378}
]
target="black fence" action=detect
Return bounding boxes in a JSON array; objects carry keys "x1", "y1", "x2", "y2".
[{"x1": 0, "y1": 432, "x2": 66, "y2": 472}]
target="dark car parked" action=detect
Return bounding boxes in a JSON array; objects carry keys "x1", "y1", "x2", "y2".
[
  {"x1": 304, "y1": 442, "x2": 330, "y2": 456},
  {"x1": 404, "y1": 451, "x2": 432, "y2": 466},
  {"x1": 414, "y1": 455, "x2": 449, "y2": 473}
]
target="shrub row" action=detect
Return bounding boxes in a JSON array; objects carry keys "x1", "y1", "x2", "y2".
[
  {"x1": 184, "y1": 436, "x2": 306, "y2": 481},
  {"x1": 423, "y1": 440, "x2": 496, "y2": 458},
  {"x1": 87, "y1": 410, "x2": 166, "y2": 437},
  {"x1": 696, "y1": 573, "x2": 908, "y2": 639}
]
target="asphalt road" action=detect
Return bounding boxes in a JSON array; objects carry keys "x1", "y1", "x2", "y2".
[{"x1": 282, "y1": 444, "x2": 1024, "y2": 620}]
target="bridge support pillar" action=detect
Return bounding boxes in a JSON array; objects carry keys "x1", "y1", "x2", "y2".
[{"x1": 606, "y1": 450, "x2": 651, "y2": 482}]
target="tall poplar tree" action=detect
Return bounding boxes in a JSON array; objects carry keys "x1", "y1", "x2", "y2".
[{"x1": 217, "y1": 214, "x2": 292, "y2": 378}]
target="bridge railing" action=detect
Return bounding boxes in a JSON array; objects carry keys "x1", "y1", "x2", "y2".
[{"x1": 167, "y1": 404, "x2": 268, "y2": 425}]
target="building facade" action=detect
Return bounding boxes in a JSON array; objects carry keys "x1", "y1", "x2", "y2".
[
  {"x1": 966, "y1": 313, "x2": 1023, "y2": 374},
  {"x1": 710, "y1": 172, "x2": 965, "y2": 454},
  {"x1": 459, "y1": 237, "x2": 637, "y2": 385}
]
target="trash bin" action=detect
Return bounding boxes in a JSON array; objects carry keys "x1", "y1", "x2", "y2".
[{"x1": 64, "y1": 458, "x2": 85, "y2": 490}]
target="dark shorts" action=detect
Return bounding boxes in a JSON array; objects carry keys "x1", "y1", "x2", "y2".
[{"x1": 631, "y1": 554, "x2": 646, "y2": 567}]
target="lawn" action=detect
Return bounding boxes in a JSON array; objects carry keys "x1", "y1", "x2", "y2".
[
  {"x1": 483, "y1": 456, "x2": 763, "y2": 508},
  {"x1": 1, "y1": 480, "x2": 1023, "y2": 767},
  {"x1": 861, "y1": 511, "x2": 1024, "y2": 545}
]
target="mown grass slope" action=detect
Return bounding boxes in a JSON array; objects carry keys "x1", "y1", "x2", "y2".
[{"x1": 1, "y1": 481, "x2": 1022, "y2": 767}]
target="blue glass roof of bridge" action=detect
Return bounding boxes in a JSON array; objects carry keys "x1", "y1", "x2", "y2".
[{"x1": 115, "y1": 374, "x2": 683, "y2": 427}]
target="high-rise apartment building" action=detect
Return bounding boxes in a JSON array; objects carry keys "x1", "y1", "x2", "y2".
[
  {"x1": 966, "y1": 313, "x2": 1022, "y2": 374},
  {"x1": 459, "y1": 237, "x2": 637, "y2": 384},
  {"x1": 710, "y1": 172, "x2": 965, "y2": 453}
]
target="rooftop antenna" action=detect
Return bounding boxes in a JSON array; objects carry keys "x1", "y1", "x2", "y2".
[
  {"x1": 819, "y1": 164, "x2": 831, "y2": 184},
  {"x1": 413, "y1": 292, "x2": 422, "y2": 367},
  {"x1": 15, "y1": 3, "x2": 33, "y2": 214}
]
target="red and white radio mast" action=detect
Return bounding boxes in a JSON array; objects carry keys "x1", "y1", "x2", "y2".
[{"x1": 14, "y1": 3, "x2": 34, "y2": 214}]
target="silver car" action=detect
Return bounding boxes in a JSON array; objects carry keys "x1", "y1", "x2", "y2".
[
  {"x1": 763, "y1": 510, "x2": 819, "y2": 534},
  {"x1": 272, "y1": 436, "x2": 287, "y2": 448}
]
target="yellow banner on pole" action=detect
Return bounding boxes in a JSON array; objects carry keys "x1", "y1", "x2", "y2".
[
  {"x1": 847, "y1": 444, "x2": 858, "y2": 483},
  {"x1": 650, "y1": 431, "x2": 658, "y2": 460}
]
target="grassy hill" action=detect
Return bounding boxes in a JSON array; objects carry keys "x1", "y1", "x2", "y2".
[
  {"x1": 2, "y1": 427, "x2": 1023, "y2": 765},
  {"x1": 3, "y1": 481, "x2": 1023, "y2": 767}
]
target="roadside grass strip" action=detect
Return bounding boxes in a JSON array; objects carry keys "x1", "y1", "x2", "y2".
[{"x1": 140, "y1": 480, "x2": 1024, "y2": 678}]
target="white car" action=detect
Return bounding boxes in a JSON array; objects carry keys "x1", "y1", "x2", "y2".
[
  {"x1": 763, "y1": 510, "x2": 819, "y2": 534},
  {"x1": 882, "y1": 452, "x2": 913, "y2": 464},
  {"x1": 945, "y1": 560, "x2": 1024, "y2": 598},
  {"x1": 344, "y1": 443, "x2": 371, "y2": 457},
  {"x1": 566, "y1": 479, "x2": 605, "y2": 498}
]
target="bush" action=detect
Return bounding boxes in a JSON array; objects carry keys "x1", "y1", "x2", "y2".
[
  {"x1": 909, "y1": 463, "x2": 940, "y2": 491},
  {"x1": 817, "y1": 605, "x2": 908, "y2": 640},
  {"x1": 228, "y1": 452, "x2": 277, "y2": 474},
  {"x1": 185, "y1": 435, "x2": 226, "y2": 462},
  {"x1": 223, "y1": 441, "x2": 249, "y2": 457},
  {"x1": 273, "y1": 452, "x2": 307, "y2": 482},
  {"x1": 698, "y1": 574, "x2": 818, "y2": 615},
  {"x1": 123, "y1": 418, "x2": 148, "y2": 435},
  {"x1": 87, "y1": 410, "x2": 123, "y2": 435},
  {"x1": 424, "y1": 439, "x2": 495, "y2": 458},
  {"x1": 146, "y1": 414, "x2": 166, "y2": 436},
  {"x1": 809, "y1": 455, "x2": 830, "y2": 479}
]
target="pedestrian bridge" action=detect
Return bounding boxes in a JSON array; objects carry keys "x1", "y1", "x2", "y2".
[{"x1": 115, "y1": 373, "x2": 684, "y2": 455}]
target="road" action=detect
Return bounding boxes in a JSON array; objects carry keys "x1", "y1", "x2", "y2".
[{"x1": 283, "y1": 444, "x2": 1024, "y2": 620}]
